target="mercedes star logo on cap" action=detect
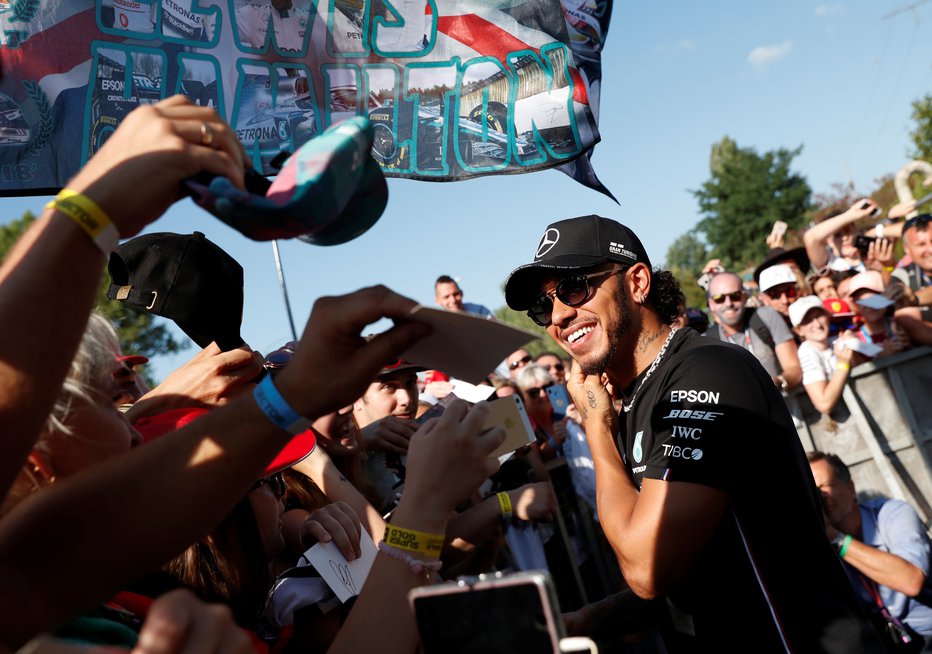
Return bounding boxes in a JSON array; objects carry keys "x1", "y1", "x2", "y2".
[{"x1": 536, "y1": 228, "x2": 560, "y2": 258}]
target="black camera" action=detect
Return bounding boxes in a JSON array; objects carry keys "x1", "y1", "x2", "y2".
[{"x1": 854, "y1": 234, "x2": 877, "y2": 256}]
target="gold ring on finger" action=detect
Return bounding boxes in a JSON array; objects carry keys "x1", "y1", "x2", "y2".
[{"x1": 200, "y1": 122, "x2": 215, "y2": 147}]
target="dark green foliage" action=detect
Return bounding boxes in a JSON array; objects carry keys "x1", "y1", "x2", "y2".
[{"x1": 692, "y1": 136, "x2": 812, "y2": 270}]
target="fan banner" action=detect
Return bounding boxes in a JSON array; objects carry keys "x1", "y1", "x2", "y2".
[{"x1": 0, "y1": 0, "x2": 612, "y2": 195}]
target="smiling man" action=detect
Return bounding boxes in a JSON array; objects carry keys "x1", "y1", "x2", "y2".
[{"x1": 504, "y1": 215, "x2": 881, "y2": 653}]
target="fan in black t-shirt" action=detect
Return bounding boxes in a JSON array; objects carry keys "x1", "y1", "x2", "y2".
[{"x1": 504, "y1": 215, "x2": 883, "y2": 653}]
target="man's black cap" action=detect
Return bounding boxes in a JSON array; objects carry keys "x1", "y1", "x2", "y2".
[
  {"x1": 753, "y1": 247, "x2": 810, "y2": 284},
  {"x1": 107, "y1": 232, "x2": 244, "y2": 351},
  {"x1": 504, "y1": 215, "x2": 651, "y2": 310}
]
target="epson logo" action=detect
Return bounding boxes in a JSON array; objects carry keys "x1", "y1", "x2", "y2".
[
  {"x1": 101, "y1": 79, "x2": 125, "y2": 92},
  {"x1": 662, "y1": 409, "x2": 723, "y2": 422},
  {"x1": 671, "y1": 425, "x2": 702, "y2": 440},
  {"x1": 670, "y1": 389, "x2": 720, "y2": 404},
  {"x1": 661, "y1": 444, "x2": 703, "y2": 460}
]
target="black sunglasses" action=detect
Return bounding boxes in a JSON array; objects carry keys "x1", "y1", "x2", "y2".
[
  {"x1": 708, "y1": 291, "x2": 744, "y2": 304},
  {"x1": 525, "y1": 383, "x2": 553, "y2": 398},
  {"x1": 528, "y1": 268, "x2": 626, "y2": 327},
  {"x1": 509, "y1": 354, "x2": 532, "y2": 370},
  {"x1": 764, "y1": 285, "x2": 799, "y2": 301},
  {"x1": 252, "y1": 471, "x2": 286, "y2": 498}
]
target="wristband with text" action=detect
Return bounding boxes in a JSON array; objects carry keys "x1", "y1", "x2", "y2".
[
  {"x1": 253, "y1": 375, "x2": 310, "y2": 435},
  {"x1": 497, "y1": 491, "x2": 513, "y2": 522},
  {"x1": 46, "y1": 189, "x2": 120, "y2": 254},
  {"x1": 383, "y1": 523, "x2": 444, "y2": 557}
]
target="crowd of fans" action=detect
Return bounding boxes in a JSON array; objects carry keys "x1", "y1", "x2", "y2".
[{"x1": 2, "y1": 96, "x2": 932, "y2": 654}]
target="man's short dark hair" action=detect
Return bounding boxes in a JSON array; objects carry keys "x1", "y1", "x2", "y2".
[
  {"x1": 807, "y1": 451, "x2": 851, "y2": 484},
  {"x1": 435, "y1": 275, "x2": 457, "y2": 288},
  {"x1": 903, "y1": 214, "x2": 932, "y2": 239}
]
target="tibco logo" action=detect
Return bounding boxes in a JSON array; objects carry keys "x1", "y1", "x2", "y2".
[{"x1": 661, "y1": 444, "x2": 703, "y2": 460}]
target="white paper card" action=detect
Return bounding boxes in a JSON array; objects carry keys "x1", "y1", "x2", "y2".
[
  {"x1": 841, "y1": 337, "x2": 884, "y2": 358},
  {"x1": 305, "y1": 526, "x2": 378, "y2": 603},
  {"x1": 401, "y1": 306, "x2": 539, "y2": 383},
  {"x1": 450, "y1": 379, "x2": 497, "y2": 403}
]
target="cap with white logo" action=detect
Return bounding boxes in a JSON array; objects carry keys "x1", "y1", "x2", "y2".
[{"x1": 504, "y1": 215, "x2": 651, "y2": 310}]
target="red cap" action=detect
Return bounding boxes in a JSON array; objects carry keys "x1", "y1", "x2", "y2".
[
  {"x1": 822, "y1": 297, "x2": 855, "y2": 317},
  {"x1": 117, "y1": 354, "x2": 149, "y2": 367},
  {"x1": 133, "y1": 407, "x2": 315, "y2": 476}
]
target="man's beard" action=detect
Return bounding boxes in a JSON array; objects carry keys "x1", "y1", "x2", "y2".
[{"x1": 578, "y1": 282, "x2": 633, "y2": 376}]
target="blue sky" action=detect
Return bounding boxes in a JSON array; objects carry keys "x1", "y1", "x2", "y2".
[{"x1": 2, "y1": 0, "x2": 932, "y2": 380}]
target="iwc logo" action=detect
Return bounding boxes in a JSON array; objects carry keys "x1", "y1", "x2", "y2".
[{"x1": 536, "y1": 228, "x2": 560, "y2": 258}]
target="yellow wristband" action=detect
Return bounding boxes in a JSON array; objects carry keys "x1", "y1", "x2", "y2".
[
  {"x1": 497, "y1": 491, "x2": 513, "y2": 521},
  {"x1": 383, "y1": 524, "x2": 444, "y2": 558},
  {"x1": 836, "y1": 362, "x2": 850, "y2": 371},
  {"x1": 46, "y1": 188, "x2": 119, "y2": 254},
  {"x1": 883, "y1": 265, "x2": 895, "y2": 273}
]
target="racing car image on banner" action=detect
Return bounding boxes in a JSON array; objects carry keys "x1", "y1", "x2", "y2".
[
  {"x1": 0, "y1": 0, "x2": 614, "y2": 195},
  {"x1": 0, "y1": 94, "x2": 30, "y2": 146}
]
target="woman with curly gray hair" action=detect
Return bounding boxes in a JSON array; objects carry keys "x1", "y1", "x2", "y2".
[{"x1": 1, "y1": 312, "x2": 140, "y2": 516}]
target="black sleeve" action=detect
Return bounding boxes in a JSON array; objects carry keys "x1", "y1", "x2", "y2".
[{"x1": 641, "y1": 345, "x2": 774, "y2": 491}]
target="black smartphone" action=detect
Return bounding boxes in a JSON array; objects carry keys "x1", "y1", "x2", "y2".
[{"x1": 410, "y1": 571, "x2": 567, "y2": 654}]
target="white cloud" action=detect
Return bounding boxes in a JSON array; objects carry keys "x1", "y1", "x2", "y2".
[
  {"x1": 676, "y1": 39, "x2": 696, "y2": 51},
  {"x1": 657, "y1": 39, "x2": 697, "y2": 54},
  {"x1": 747, "y1": 41, "x2": 793, "y2": 68},
  {"x1": 815, "y1": 3, "x2": 844, "y2": 17}
]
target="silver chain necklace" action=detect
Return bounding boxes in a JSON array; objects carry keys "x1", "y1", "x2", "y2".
[{"x1": 623, "y1": 327, "x2": 679, "y2": 414}]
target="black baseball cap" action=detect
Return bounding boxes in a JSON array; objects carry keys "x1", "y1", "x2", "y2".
[
  {"x1": 504, "y1": 215, "x2": 651, "y2": 310},
  {"x1": 107, "y1": 232, "x2": 245, "y2": 351}
]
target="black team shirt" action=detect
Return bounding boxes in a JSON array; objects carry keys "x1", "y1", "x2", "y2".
[{"x1": 617, "y1": 329, "x2": 882, "y2": 653}]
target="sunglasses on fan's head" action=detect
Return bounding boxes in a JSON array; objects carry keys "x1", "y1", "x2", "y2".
[{"x1": 527, "y1": 267, "x2": 627, "y2": 327}]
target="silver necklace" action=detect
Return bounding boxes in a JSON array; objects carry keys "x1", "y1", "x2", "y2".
[{"x1": 623, "y1": 327, "x2": 679, "y2": 414}]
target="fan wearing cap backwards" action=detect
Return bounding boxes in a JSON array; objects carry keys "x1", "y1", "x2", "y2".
[{"x1": 504, "y1": 215, "x2": 882, "y2": 653}]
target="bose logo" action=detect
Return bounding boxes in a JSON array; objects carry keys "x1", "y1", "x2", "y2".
[
  {"x1": 662, "y1": 409, "x2": 723, "y2": 421},
  {"x1": 671, "y1": 425, "x2": 702, "y2": 440},
  {"x1": 670, "y1": 389, "x2": 720, "y2": 404},
  {"x1": 661, "y1": 444, "x2": 703, "y2": 460}
]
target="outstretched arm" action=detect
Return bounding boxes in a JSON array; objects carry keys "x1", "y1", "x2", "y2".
[{"x1": 0, "y1": 96, "x2": 246, "y2": 502}]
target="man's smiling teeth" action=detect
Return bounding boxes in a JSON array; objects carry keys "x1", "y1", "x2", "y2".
[{"x1": 567, "y1": 326, "x2": 593, "y2": 343}]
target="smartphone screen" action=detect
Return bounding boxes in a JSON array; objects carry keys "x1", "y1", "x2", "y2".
[{"x1": 412, "y1": 578, "x2": 560, "y2": 654}]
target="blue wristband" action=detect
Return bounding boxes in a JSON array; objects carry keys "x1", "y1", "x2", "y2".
[{"x1": 253, "y1": 375, "x2": 310, "y2": 435}]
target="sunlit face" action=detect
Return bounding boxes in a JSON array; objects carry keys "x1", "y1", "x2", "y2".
[
  {"x1": 795, "y1": 309, "x2": 830, "y2": 344},
  {"x1": 543, "y1": 265, "x2": 635, "y2": 377},
  {"x1": 311, "y1": 405, "x2": 358, "y2": 457},
  {"x1": 354, "y1": 371, "x2": 418, "y2": 426},
  {"x1": 707, "y1": 273, "x2": 747, "y2": 329},
  {"x1": 904, "y1": 224, "x2": 932, "y2": 274},
  {"x1": 812, "y1": 276, "x2": 838, "y2": 301},
  {"x1": 507, "y1": 349, "x2": 532, "y2": 377},
  {"x1": 435, "y1": 282, "x2": 465, "y2": 312},
  {"x1": 761, "y1": 283, "x2": 799, "y2": 316},
  {"x1": 809, "y1": 459, "x2": 858, "y2": 527},
  {"x1": 535, "y1": 354, "x2": 566, "y2": 384},
  {"x1": 43, "y1": 383, "x2": 142, "y2": 480},
  {"x1": 831, "y1": 226, "x2": 859, "y2": 259}
]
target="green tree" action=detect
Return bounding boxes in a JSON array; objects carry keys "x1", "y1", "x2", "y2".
[
  {"x1": 693, "y1": 136, "x2": 812, "y2": 270},
  {"x1": 909, "y1": 94, "x2": 932, "y2": 163},
  {"x1": 664, "y1": 231, "x2": 709, "y2": 309},
  {"x1": 0, "y1": 212, "x2": 187, "y2": 366},
  {"x1": 493, "y1": 306, "x2": 548, "y2": 357}
]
